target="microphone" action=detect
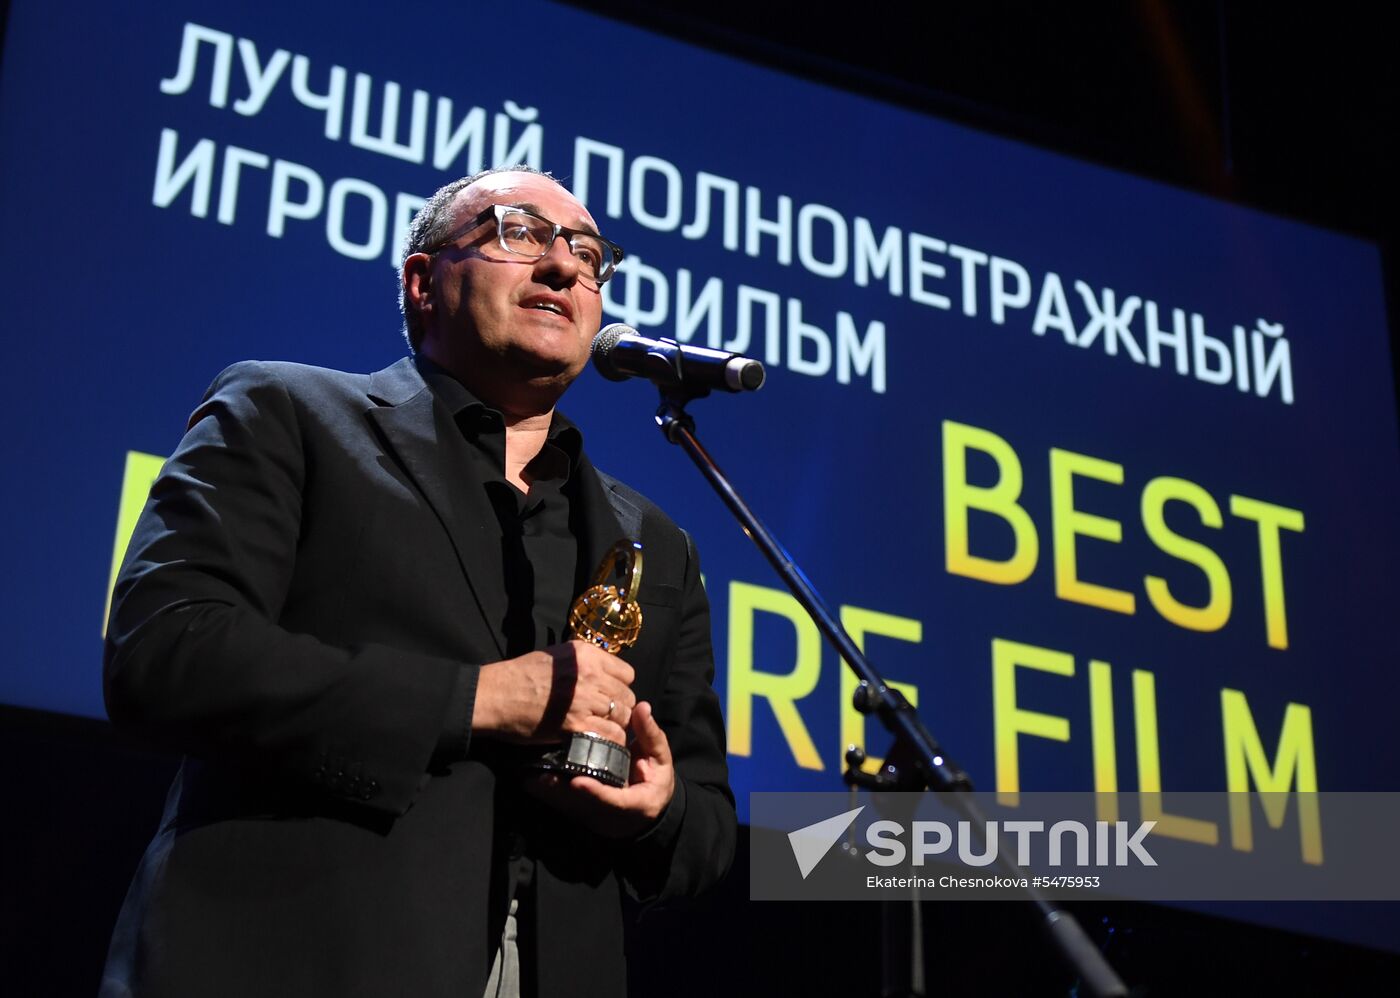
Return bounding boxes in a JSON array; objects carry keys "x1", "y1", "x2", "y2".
[{"x1": 591, "y1": 323, "x2": 766, "y2": 393}]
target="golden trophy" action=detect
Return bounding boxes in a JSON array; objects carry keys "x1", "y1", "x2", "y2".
[{"x1": 532, "y1": 540, "x2": 642, "y2": 787}]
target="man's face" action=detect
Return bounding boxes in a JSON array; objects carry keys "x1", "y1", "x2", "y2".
[{"x1": 419, "y1": 172, "x2": 605, "y2": 394}]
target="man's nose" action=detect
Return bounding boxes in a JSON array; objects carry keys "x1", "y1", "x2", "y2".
[{"x1": 534, "y1": 235, "x2": 582, "y2": 284}]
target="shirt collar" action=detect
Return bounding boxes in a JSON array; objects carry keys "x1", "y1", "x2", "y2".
[{"x1": 413, "y1": 354, "x2": 583, "y2": 469}]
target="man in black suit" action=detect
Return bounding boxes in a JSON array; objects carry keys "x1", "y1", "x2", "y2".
[{"x1": 101, "y1": 167, "x2": 735, "y2": 997}]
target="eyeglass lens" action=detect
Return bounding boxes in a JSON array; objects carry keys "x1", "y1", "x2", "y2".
[{"x1": 498, "y1": 210, "x2": 609, "y2": 282}]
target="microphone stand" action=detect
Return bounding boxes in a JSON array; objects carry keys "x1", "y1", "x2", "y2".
[{"x1": 652, "y1": 384, "x2": 1129, "y2": 998}]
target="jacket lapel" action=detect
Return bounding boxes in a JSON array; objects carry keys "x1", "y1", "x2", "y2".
[
  {"x1": 365, "y1": 358, "x2": 507, "y2": 658},
  {"x1": 574, "y1": 458, "x2": 638, "y2": 590}
]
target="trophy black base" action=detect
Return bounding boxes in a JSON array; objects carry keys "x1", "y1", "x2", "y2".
[{"x1": 530, "y1": 732, "x2": 630, "y2": 788}]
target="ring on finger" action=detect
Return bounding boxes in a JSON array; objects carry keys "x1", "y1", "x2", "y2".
[{"x1": 606, "y1": 699, "x2": 616, "y2": 719}]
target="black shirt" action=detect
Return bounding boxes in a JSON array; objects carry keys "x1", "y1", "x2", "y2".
[
  {"x1": 416, "y1": 356, "x2": 585, "y2": 756},
  {"x1": 417, "y1": 357, "x2": 588, "y2": 903}
]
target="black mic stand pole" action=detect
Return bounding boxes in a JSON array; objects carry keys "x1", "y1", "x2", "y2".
[{"x1": 652, "y1": 385, "x2": 1128, "y2": 998}]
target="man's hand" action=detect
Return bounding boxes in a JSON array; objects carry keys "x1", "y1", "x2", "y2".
[
  {"x1": 472, "y1": 639, "x2": 637, "y2": 747},
  {"x1": 525, "y1": 700, "x2": 677, "y2": 839}
]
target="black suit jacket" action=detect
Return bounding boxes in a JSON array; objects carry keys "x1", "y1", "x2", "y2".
[{"x1": 101, "y1": 358, "x2": 735, "y2": 998}]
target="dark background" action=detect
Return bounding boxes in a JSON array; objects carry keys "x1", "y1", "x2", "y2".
[
  {"x1": 4, "y1": 1, "x2": 1397, "y2": 994},
  {"x1": 584, "y1": 0, "x2": 1400, "y2": 404}
]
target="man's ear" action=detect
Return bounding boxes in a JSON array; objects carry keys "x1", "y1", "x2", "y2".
[{"x1": 402, "y1": 253, "x2": 434, "y2": 324}]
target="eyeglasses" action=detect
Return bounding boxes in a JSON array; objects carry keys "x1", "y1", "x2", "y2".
[{"x1": 426, "y1": 203, "x2": 625, "y2": 287}]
